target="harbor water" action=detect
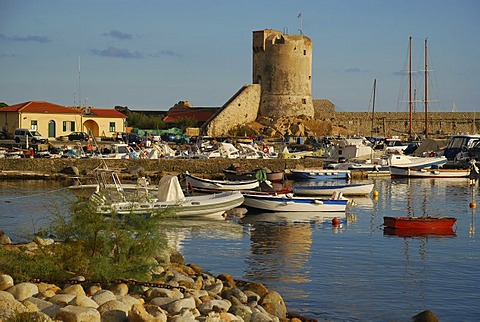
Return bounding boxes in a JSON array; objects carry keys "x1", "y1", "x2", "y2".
[{"x1": 0, "y1": 178, "x2": 478, "y2": 321}]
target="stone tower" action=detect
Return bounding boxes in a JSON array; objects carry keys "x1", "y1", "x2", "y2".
[{"x1": 253, "y1": 29, "x2": 314, "y2": 118}]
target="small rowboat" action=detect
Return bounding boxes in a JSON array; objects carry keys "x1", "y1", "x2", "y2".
[
  {"x1": 383, "y1": 216, "x2": 457, "y2": 230},
  {"x1": 223, "y1": 169, "x2": 285, "y2": 182},
  {"x1": 185, "y1": 172, "x2": 259, "y2": 191}
]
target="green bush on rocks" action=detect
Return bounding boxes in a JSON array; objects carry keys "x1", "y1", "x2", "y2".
[{"x1": 0, "y1": 198, "x2": 169, "y2": 284}]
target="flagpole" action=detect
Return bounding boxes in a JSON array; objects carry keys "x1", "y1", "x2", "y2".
[{"x1": 298, "y1": 12, "x2": 303, "y2": 34}]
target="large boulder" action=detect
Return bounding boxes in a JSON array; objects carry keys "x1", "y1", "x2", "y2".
[
  {"x1": 55, "y1": 305, "x2": 101, "y2": 322},
  {"x1": 0, "y1": 298, "x2": 29, "y2": 320},
  {"x1": 6, "y1": 282, "x2": 39, "y2": 301},
  {"x1": 0, "y1": 274, "x2": 14, "y2": 291},
  {"x1": 259, "y1": 291, "x2": 287, "y2": 319}
]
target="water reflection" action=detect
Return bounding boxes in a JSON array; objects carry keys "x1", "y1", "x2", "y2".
[
  {"x1": 241, "y1": 212, "x2": 348, "y2": 284},
  {"x1": 158, "y1": 218, "x2": 244, "y2": 251}
]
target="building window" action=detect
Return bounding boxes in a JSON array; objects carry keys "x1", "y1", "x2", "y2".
[
  {"x1": 302, "y1": 99, "x2": 307, "y2": 104},
  {"x1": 109, "y1": 122, "x2": 116, "y2": 132},
  {"x1": 31, "y1": 120, "x2": 38, "y2": 131},
  {"x1": 63, "y1": 121, "x2": 75, "y2": 132}
]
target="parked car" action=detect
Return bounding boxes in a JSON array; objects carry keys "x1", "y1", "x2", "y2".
[
  {"x1": 117, "y1": 132, "x2": 144, "y2": 145},
  {"x1": 67, "y1": 132, "x2": 90, "y2": 141},
  {"x1": 14, "y1": 128, "x2": 48, "y2": 144}
]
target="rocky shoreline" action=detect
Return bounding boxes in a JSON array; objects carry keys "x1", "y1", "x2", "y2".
[{"x1": 0, "y1": 234, "x2": 312, "y2": 322}]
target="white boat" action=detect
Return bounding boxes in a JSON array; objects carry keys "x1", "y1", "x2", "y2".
[
  {"x1": 388, "y1": 154, "x2": 447, "y2": 169},
  {"x1": 242, "y1": 192, "x2": 348, "y2": 212},
  {"x1": 185, "y1": 172, "x2": 259, "y2": 191},
  {"x1": 292, "y1": 183, "x2": 374, "y2": 196},
  {"x1": 390, "y1": 166, "x2": 470, "y2": 178},
  {"x1": 93, "y1": 175, "x2": 244, "y2": 217},
  {"x1": 289, "y1": 169, "x2": 351, "y2": 180},
  {"x1": 68, "y1": 176, "x2": 156, "y2": 197}
]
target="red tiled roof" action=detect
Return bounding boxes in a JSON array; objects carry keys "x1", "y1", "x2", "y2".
[
  {"x1": 88, "y1": 108, "x2": 126, "y2": 118},
  {"x1": 163, "y1": 109, "x2": 217, "y2": 123},
  {"x1": 0, "y1": 101, "x2": 79, "y2": 114},
  {"x1": 0, "y1": 101, "x2": 126, "y2": 119}
]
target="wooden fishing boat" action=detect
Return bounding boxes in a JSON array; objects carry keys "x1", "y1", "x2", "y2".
[
  {"x1": 185, "y1": 172, "x2": 260, "y2": 191},
  {"x1": 288, "y1": 169, "x2": 351, "y2": 180},
  {"x1": 383, "y1": 216, "x2": 457, "y2": 230},
  {"x1": 242, "y1": 193, "x2": 348, "y2": 212},
  {"x1": 390, "y1": 166, "x2": 470, "y2": 178},
  {"x1": 223, "y1": 168, "x2": 285, "y2": 182},
  {"x1": 292, "y1": 183, "x2": 374, "y2": 196}
]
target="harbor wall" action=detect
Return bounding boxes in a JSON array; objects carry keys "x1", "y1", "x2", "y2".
[
  {"x1": 0, "y1": 158, "x2": 325, "y2": 179},
  {"x1": 317, "y1": 111, "x2": 479, "y2": 138}
]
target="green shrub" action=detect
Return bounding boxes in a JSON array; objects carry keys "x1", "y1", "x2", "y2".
[{"x1": 0, "y1": 198, "x2": 169, "y2": 283}]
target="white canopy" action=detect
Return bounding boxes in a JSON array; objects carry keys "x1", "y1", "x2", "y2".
[{"x1": 157, "y1": 175, "x2": 185, "y2": 202}]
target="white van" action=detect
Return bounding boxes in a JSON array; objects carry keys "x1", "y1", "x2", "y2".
[{"x1": 14, "y1": 128, "x2": 48, "y2": 144}]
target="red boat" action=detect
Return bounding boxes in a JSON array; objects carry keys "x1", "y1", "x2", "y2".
[
  {"x1": 383, "y1": 216, "x2": 457, "y2": 230},
  {"x1": 383, "y1": 227, "x2": 456, "y2": 237}
]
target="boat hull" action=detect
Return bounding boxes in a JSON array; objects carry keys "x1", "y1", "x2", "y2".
[
  {"x1": 242, "y1": 193, "x2": 348, "y2": 212},
  {"x1": 390, "y1": 166, "x2": 470, "y2": 178},
  {"x1": 383, "y1": 216, "x2": 457, "y2": 229},
  {"x1": 289, "y1": 169, "x2": 351, "y2": 180},
  {"x1": 96, "y1": 191, "x2": 245, "y2": 217},
  {"x1": 388, "y1": 154, "x2": 448, "y2": 168},
  {"x1": 223, "y1": 169, "x2": 284, "y2": 182},
  {"x1": 383, "y1": 227, "x2": 456, "y2": 237},
  {"x1": 293, "y1": 183, "x2": 374, "y2": 196},
  {"x1": 186, "y1": 173, "x2": 259, "y2": 191}
]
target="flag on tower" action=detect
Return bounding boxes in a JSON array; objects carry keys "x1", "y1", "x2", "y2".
[{"x1": 297, "y1": 12, "x2": 303, "y2": 18}]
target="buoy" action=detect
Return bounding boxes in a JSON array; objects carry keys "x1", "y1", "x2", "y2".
[
  {"x1": 332, "y1": 217, "x2": 340, "y2": 226},
  {"x1": 372, "y1": 190, "x2": 379, "y2": 197},
  {"x1": 469, "y1": 202, "x2": 476, "y2": 209}
]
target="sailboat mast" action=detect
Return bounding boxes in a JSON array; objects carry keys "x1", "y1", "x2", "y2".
[
  {"x1": 409, "y1": 36, "x2": 413, "y2": 140},
  {"x1": 424, "y1": 38, "x2": 428, "y2": 138},
  {"x1": 371, "y1": 78, "x2": 376, "y2": 137}
]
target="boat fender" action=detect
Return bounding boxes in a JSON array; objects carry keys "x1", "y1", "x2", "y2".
[
  {"x1": 332, "y1": 217, "x2": 340, "y2": 226},
  {"x1": 314, "y1": 199, "x2": 323, "y2": 204}
]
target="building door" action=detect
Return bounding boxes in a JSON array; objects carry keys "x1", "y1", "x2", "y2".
[{"x1": 48, "y1": 120, "x2": 56, "y2": 138}]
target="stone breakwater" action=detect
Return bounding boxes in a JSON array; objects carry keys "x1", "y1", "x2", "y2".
[
  {"x1": 0, "y1": 158, "x2": 369, "y2": 180},
  {"x1": 0, "y1": 236, "x2": 311, "y2": 322},
  {"x1": 0, "y1": 158, "x2": 323, "y2": 176}
]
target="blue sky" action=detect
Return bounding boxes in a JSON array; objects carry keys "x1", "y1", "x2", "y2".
[{"x1": 1, "y1": 0, "x2": 479, "y2": 112}]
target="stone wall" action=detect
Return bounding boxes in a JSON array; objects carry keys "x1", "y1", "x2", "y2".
[
  {"x1": 0, "y1": 158, "x2": 324, "y2": 178},
  {"x1": 203, "y1": 84, "x2": 261, "y2": 137},
  {"x1": 315, "y1": 110, "x2": 479, "y2": 138}
]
